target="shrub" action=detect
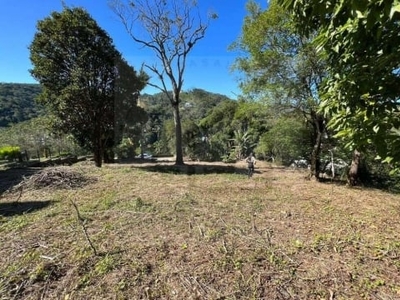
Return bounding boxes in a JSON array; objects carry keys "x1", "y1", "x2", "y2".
[{"x1": 0, "y1": 145, "x2": 21, "y2": 161}]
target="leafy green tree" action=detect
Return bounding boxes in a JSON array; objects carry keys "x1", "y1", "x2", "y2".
[
  {"x1": 158, "y1": 119, "x2": 176, "y2": 155},
  {"x1": 231, "y1": 0, "x2": 327, "y2": 179},
  {"x1": 110, "y1": 0, "x2": 216, "y2": 165},
  {"x1": 199, "y1": 100, "x2": 238, "y2": 160},
  {"x1": 178, "y1": 89, "x2": 238, "y2": 160},
  {"x1": 29, "y1": 7, "x2": 148, "y2": 167},
  {"x1": 255, "y1": 116, "x2": 311, "y2": 164},
  {"x1": 196, "y1": 98, "x2": 270, "y2": 162},
  {"x1": 232, "y1": 100, "x2": 268, "y2": 148},
  {"x1": 181, "y1": 119, "x2": 205, "y2": 160},
  {"x1": 137, "y1": 93, "x2": 171, "y2": 156},
  {"x1": 280, "y1": 0, "x2": 400, "y2": 174},
  {"x1": 136, "y1": 89, "x2": 236, "y2": 160}
]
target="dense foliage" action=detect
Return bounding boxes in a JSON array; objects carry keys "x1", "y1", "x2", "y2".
[
  {"x1": 231, "y1": 0, "x2": 327, "y2": 179},
  {"x1": 255, "y1": 116, "x2": 311, "y2": 164},
  {"x1": 138, "y1": 89, "x2": 235, "y2": 160},
  {"x1": 0, "y1": 145, "x2": 21, "y2": 161},
  {"x1": 279, "y1": 0, "x2": 400, "y2": 173},
  {"x1": 0, "y1": 116, "x2": 85, "y2": 160},
  {"x1": 29, "y1": 7, "x2": 148, "y2": 167},
  {"x1": 0, "y1": 83, "x2": 43, "y2": 127}
]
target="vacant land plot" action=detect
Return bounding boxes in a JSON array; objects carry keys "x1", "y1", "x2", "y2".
[{"x1": 1, "y1": 161, "x2": 400, "y2": 299}]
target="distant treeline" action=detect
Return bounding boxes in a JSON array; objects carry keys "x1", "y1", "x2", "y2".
[{"x1": 0, "y1": 83, "x2": 43, "y2": 127}]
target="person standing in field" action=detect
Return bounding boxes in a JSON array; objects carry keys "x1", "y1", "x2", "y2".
[{"x1": 245, "y1": 152, "x2": 256, "y2": 178}]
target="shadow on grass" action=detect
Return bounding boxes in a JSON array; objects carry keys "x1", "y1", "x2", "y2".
[
  {"x1": 132, "y1": 163, "x2": 248, "y2": 175},
  {"x1": 0, "y1": 167, "x2": 41, "y2": 195},
  {"x1": 319, "y1": 176, "x2": 400, "y2": 194},
  {"x1": 118, "y1": 158, "x2": 158, "y2": 164},
  {"x1": 0, "y1": 200, "x2": 53, "y2": 217}
]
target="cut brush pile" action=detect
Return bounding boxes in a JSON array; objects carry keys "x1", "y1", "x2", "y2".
[{"x1": 11, "y1": 167, "x2": 96, "y2": 191}]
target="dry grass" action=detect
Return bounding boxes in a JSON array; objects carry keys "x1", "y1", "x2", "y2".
[{"x1": 1, "y1": 161, "x2": 400, "y2": 299}]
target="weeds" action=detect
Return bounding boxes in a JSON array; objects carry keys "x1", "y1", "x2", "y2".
[
  {"x1": 94, "y1": 254, "x2": 117, "y2": 275},
  {"x1": 0, "y1": 214, "x2": 30, "y2": 231},
  {"x1": 98, "y1": 190, "x2": 118, "y2": 210}
]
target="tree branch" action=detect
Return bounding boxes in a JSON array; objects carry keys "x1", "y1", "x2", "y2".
[
  {"x1": 70, "y1": 199, "x2": 98, "y2": 256},
  {"x1": 109, "y1": 0, "x2": 211, "y2": 99}
]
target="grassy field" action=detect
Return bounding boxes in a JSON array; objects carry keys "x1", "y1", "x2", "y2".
[{"x1": 1, "y1": 160, "x2": 400, "y2": 299}]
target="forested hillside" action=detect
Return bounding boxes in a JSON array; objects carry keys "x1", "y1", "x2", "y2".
[
  {"x1": 140, "y1": 88, "x2": 232, "y2": 123},
  {"x1": 0, "y1": 84, "x2": 241, "y2": 162},
  {"x1": 0, "y1": 84, "x2": 230, "y2": 130},
  {"x1": 138, "y1": 89, "x2": 239, "y2": 160},
  {"x1": 0, "y1": 83, "x2": 43, "y2": 127}
]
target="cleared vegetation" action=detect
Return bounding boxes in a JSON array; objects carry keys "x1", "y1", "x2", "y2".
[{"x1": 1, "y1": 161, "x2": 400, "y2": 299}]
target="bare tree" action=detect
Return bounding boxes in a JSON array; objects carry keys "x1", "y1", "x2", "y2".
[{"x1": 110, "y1": 0, "x2": 215, "y2": 165}]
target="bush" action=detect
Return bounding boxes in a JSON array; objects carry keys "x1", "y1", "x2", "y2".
[
  {"x1": 221, "y1": 150, "x2": 237, "y2": 163},
  {"x1": 114, "y1": 138, "x2": 136, "y2": 160},
  {"x1": 0, "y1": 146, "x2": 21, "y2": 161},
  {"x1": 255, "y1": 117, "x2": 311, "y2": 164}
]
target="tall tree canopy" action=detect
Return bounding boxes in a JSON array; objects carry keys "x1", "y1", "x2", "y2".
[
  {"x1": 29, "y1": 7, "x2": 148, "y2": 167},
  {"x1": 231, "y1": 0, "x2": 327, "y2": 179},
  {"x1": 110, "y1": 0, "x2": 215, "y2": 165},
  {"x1": 280, "y1": 0, "x2": 400, "y2": 172}
]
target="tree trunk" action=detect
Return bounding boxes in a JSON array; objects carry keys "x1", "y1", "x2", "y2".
[
  {"x1": 309, "y1": 111, "x2": 325, "y2": 180},
  {"x1": 93, "y1": 138, "x2": 103, "y2": 168},
  {"x1": 93, "y1": 151, "x2": 102, "y2": 167},
  {"x1": 348, "y1": 149, "x2": 361, "y2": 186},
  {"x1": 172, "y1": 102, "x2": 184, "y2": 165}
]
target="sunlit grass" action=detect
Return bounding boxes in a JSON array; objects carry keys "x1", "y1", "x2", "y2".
[{"x1": 0, "y1": 161, "x2": 400, "y2": 299}]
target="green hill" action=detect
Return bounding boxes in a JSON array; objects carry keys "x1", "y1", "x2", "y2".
[
  {"x1": 139, "y1": 88, "x2": 234, "y2": 122},
  {"x1": 0, "y1": 83, "x2": 43, "y2": 127},
  {"x1": 0, "y1": 84, "x2": 232, "y2": 129}
]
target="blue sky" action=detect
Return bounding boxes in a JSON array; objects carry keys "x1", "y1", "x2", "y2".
[{"x1": 0, "y1": 0, "x2": 266, "y2": 99}]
